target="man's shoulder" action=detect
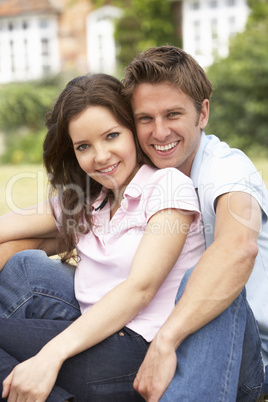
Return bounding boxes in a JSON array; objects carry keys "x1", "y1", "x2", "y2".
[
  {"x1": 202, "y1": 134, "x2": 246, "y2": 160},
  {"x1": 196, "y1": 134, "x2": 268, "y2": 215},
  {"x1": 199, "y1": 134, "x2": 255, "y2": 177}
]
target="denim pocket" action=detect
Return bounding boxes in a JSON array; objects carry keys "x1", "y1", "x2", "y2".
[
  {"x1": 237, "y1": 353, "x2": 264, "y2": 401},
  {"x1": 86, "y1": 372, "x2": 145, "y2": 401}
]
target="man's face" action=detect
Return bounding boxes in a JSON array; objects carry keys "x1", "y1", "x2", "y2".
[{"x1": 131, "y1": 82, "x2": 209, "y2": 176}]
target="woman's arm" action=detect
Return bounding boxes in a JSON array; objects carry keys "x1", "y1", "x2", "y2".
[
  {"x1": 0, "y1": 201, "x2": 58, "y2": 244},
  {"x1": 3, "y1": 207, "x2": 194, "y2": 401},
  {"x1": 0, "y1": 201, "x2": 58, "y2": 270},
  {"x1": 0, "y1": 238, "x2": 58, "y2": 271}
]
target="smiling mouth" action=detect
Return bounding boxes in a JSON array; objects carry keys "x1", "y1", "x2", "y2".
[
  {"x1": 98, "y1": 163, "x2": 119, "y2": 173},
  {"x1": 153, "y1": 141, "x2": 178, "y2": 152}
]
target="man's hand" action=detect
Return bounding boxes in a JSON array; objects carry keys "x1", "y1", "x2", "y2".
[{"x1": 133, "y1": 333, "x2": 177, "y2": 402}]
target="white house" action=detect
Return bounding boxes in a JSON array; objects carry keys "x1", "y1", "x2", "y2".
[
  {"x1": 0, "y1": 1, "x2": 61, "y2": 83},
  {"x1": 87, "y1": 5, "x2": 123, "y2": 74},
  {"x1": 181, "y1": 0, "x2": 250, "y2": 68},
  {"x1": 0, "y1": 0, "x2": 121, "y2": 84},
  {"x1": 0, "y1": 0, "x2": 251, "y2": 83}
]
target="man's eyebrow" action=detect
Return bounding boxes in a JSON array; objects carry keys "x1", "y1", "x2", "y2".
[{"x1": 134, "y1": 106, "x2": 185, "y2": 116}]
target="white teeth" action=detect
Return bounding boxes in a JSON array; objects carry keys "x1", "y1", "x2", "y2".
[
  {"x1": 154, "y1": 142, "x2": 178, "y2": 152},
  {"x1": 99, "y1": 163, "x2": 118, "y2": 173}
]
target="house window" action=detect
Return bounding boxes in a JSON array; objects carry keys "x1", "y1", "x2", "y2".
[
  {"x1": 24, "y1": 39, "x2": 29, "y2": 71},
  {"x1": 41, "y1": 38, "x2": 51, "y2": 73},
  {"x1": 193, "y1": 20, "x2": 201, "y2": 55},
  {"x1": 40, "y1": 19, "x2": 49, "y2": 29},
  {"x1": 211, "y1": 18, "x2": 218, "y2": 40},
  {"x1": 191, "y1": 1, "x2": 200, "y2": 10},
  {"x1": 209, "y1": 0, "x2": 218, "y2": 8},
  {"x1": 10, "y1": 40, "x2": 15, "y2": 72},
  {"x1": 22, "y1": 21, "x2": 28, "y2": 30},
  {"x1": 8, "y1": 22, "x2": 14, "y2": 31},
  {"x1": 226, "y1": 0, "x2": 236, "y2": 6},
  {"x1": 229, "y1": 16, "x2": 236, "y2": 36},
  {"x1": 41, "y1": 38, "x2": 49, "y2": 56}
]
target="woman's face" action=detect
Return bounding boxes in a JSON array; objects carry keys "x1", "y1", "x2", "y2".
[{"x1": 69, "y1": 106, "x2": 139, "y2": 195}]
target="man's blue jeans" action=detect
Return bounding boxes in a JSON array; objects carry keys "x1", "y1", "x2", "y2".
[
  {"x1": 0, "y1": 250, "x2": 265, "y2": 401},
  {"x1": 160, "y1": 267, "x2": 264, "y2": 402}
]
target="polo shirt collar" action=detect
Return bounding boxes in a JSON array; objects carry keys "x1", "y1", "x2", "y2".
[
  {"x1": 92, "y1": 164, "x2": 157, "y2": 211},
  {"x1": 124, "y1": 165, "x2": 157, "y2": 198},
  {"x1": 190, "y1": 131, "x2": 208, "y2": 189}
]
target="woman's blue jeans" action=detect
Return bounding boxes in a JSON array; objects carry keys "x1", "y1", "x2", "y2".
[
  {"x1": 0, "y1": 250, "x2": 265, "y2": 401},
  {"x1": 0, "y1": 250, "x2": 148, "y2": 401}
]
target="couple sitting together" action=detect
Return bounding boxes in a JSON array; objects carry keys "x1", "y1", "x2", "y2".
[{"x1": 0, "y1": 46, "x2": 267, "y2": 402}]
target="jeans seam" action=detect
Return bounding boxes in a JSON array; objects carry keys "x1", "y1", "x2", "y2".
[
  {"x1": 33, "y1": 291, "x2": 81, "y2": 311},
  {"x1": 86, "y1": 371, "x2": 138, "y2": 385},
  {"x1": 6, "y1": 295, "x2": 33, "y2": 318},
  {"x1": 220, "y1": 294, "x2": 242, "y2": 402}
]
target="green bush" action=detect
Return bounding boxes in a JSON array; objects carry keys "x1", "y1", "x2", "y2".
[
  {"x1": 0, "y1": 76, "x2": 64, "y2": 164},
  {"x1": 0, "y1": 81, "x2": 58, "y2": 132},
  {"x1": 206, "y1": 0, "x2": 268, "y2": 156},
  {"x1": 0, "y1": 129, "x2": 46, "y2": 165}
]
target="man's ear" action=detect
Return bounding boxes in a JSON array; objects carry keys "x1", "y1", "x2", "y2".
[{"x1": 199, "y1": 99, "x2": 209, "y2": 129}]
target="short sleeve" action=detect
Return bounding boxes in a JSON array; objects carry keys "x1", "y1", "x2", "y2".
[
  {"x1": 143, "y1": 168, "x2": 201, "y2": 227},
  {"x1": 199, "y1": 151, "x2": 268, "y2": 219}
]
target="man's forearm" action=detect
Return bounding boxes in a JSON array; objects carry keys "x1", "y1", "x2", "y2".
[
  {"x1": 0, "y1": 238, "x2": 57, "y2": 271},
  {"x1": 156, "y1": 238, "x2": 257, "y2": 350}
]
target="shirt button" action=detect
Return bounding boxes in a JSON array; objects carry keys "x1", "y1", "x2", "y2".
[{"x1": 119, "y1": 331, "x2": 125, "y2": 336}]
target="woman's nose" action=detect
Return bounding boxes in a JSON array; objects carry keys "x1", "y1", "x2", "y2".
[{"x1": 94, "y1": 146, "x2": 111, "y2": 164}]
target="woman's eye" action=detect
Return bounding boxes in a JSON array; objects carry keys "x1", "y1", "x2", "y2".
[
  {"x1": 76, "y1": 144, "x2": 89, "y2": 151},
  {"x1": 107, "y1": 132, "x2": 119, "y2": 140}
]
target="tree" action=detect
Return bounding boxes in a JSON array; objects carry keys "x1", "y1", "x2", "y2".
[
  {"x1": 206, "y1": 0, "x2": 268, "y2": 154},
  {"x1": 91, "y1": 0, "x2": 181, "y2": 69}
]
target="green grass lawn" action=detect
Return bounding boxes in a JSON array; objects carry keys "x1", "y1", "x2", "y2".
[
  {"x1": 1, "y1": 159, "x2": 268, "y2": 216},
  {"x1": 0, "y1": 164, "x2": 48, "y2": 215}
]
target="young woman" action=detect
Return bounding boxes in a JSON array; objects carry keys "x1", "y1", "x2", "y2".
[{"x1": 0, "y1": 74, "x2": 205, "y2": 401}]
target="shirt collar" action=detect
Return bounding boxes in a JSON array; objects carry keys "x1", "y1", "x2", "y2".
[
  {"x1": 190, "y1": 131, "x2": 209, "y2": 189},
  {"x1": 92, "y1": 164, "x2": 157, "y2": 211},
  {"x1": 123, "y1": 165, "x2": 158, "y2": 198}
]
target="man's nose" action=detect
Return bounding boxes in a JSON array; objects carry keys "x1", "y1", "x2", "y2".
[{"x1": 152, "y1": 119, "x2": 171, "y2": 141}]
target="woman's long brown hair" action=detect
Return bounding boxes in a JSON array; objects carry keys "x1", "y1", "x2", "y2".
[{"x1": 43, "y1": 74, "x2": 143, "y2": 262}]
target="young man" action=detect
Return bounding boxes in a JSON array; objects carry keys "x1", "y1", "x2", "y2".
[{"x1": 122, "y1": 46, "x2": 268, "y2": 401}]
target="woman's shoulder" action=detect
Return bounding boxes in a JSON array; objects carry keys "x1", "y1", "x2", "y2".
[{"x1": 140, "y1": 165, "x2": 193, "y2": 186}]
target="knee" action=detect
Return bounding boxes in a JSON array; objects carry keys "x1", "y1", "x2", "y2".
[
  {"x1": 7, "y1": 249, "x2": 47, "y2": 266},
  {"x1": 2, "y1": 250, "x2": 48, "y2": 278}
]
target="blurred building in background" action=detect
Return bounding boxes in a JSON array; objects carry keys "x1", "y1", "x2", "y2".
[
  {"x1": 0, "y1": 0, "x2": 250, "y2": 83},
  {"x1": 182, "y1": 0, "x2": 250, "y2": 68},
  {"x1": 0, "y1": 0, "x2": 121, "y2": 83}
]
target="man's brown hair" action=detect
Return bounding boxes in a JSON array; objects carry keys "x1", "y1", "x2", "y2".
[{"x1": 123, "y1": 46, "x2": 213, "y2": 113}]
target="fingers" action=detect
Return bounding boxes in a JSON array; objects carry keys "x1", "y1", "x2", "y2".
[{"x1": 2, "y1": 371, "x2": 14, "y2": 399}]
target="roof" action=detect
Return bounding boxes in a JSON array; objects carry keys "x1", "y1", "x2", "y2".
[{"x1": 0, "y1": 0, "x2": 61, "y2": 18}]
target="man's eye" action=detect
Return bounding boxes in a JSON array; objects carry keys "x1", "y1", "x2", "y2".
[
  {"x1": 168, "y1": 112, "x2": 179, "y2": 117},
  {"x1": 139, "y1": 116, "x2": 152, "y2": 122},
  {"x1": 107, "y1": 132, "x2": 119, "y2": 140}
]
